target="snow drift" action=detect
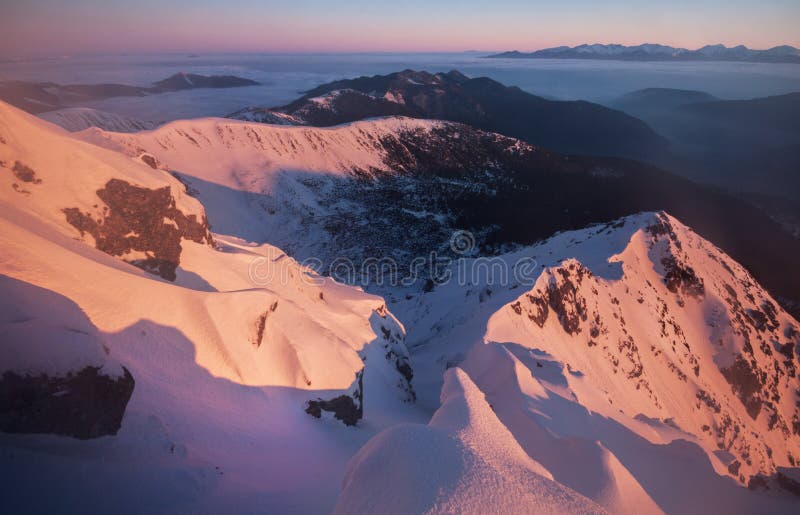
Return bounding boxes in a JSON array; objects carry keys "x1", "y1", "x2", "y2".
[{"x1": 0, "y1": 100, "x2": 417, "y2": 512}]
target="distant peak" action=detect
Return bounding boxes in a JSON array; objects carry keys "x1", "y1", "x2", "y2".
[
  {"x1": 440, "y1": 70, "x2": 469, "y2": 83},
  {"x1": 487, "y1": 43, "x2": 799, "y2": 63}
]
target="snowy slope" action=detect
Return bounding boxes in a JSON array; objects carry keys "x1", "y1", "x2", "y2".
[
  {"x1": 228, "y1": 88, "x2": 410, "y2": 126},
  {"x1": 487, "y1": 213, "x2": 800, "y2": 483},
  {"x1": 79, "y1": 112, "x2": 800, "y2": 325},
  {"x1": 78, "y1": 115, "x2": 505, "y2": 265},
  {"x1": 38, "y1": 107, "x2": 161, "y2": 133},
  {"x1": 384, "y1": 211, "x2": 800, "y2": 512},
  {"x1": 336, "y1": 367, "x2": 607, "y2": 514},
  {"x1": 2, "y1": 98, "x2": 799, "y2": 513},
  {"x1": 82, "y1": 115, "x2": 449, "y2": 179},
  {"x1": 0, "y1": 101, "x2": 419, "y2": 512}
]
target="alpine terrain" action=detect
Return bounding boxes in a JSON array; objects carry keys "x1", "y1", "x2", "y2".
[{"x1": 1, "y1": 89, "x2": 799, "y2": 513}]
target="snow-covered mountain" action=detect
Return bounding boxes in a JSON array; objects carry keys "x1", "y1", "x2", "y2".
[
  {"x1": 0, "y1": 101, "x2": 417, "y2": 512},
  {"x1": 375, "y1": 212, "x2": 800, "y2": 512},
  {"x1": 489, "y1": 43, "x2": 800, "y2": 63},
  {"x1": 336, "y1": 367, "x2": 610, "y2": 514},
  {"x1": 2, "y1": 98, "x2": 800, "y2": 512},
  {"x1": 38, "y1": 107, "x2": 161, "y2": 133},
  {"x1": 80, "y1": 114, "x2": 552, "y2": 277},
  {"x1": 84, "y1": 114, "x2": 800, "y2": 318},
  {"x1": 227, "y1": 69, "x2": 670, "y2": 161}
]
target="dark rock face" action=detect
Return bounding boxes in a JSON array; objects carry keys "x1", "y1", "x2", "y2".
[
  {"x1": 304, "y1": 313, "x2": 414, "y2": 427},
  {"x1": 314, "y1": 122, "x2": 800, "y2": 318},
  {"x1": 517, "y1": 263, "x2": 590, "y2": 335},
  {"x1": 647, "y1": 214, "x2": 705, "y2": 299},
  {"x1": 11, "y1": 161, "x2": 41, "y2": 184},
  {"x1": 746, "y1": 469, "x2": 800, "y2": 497},
  {"x1": 776, "y1": 469, "x2": 800, "y2": 496},
  {"x1": 713, "y1": 259, "x2": 800, "y2": 439},
  {"x1": 63, "y1": 179, "x2": 212, "y2": 281},
  {"x1": 305, "y1": 370, "x2": 363, "y2": 426},
  {"x1": 0, "y1": 275, "x2": 137, "y2": 439},
  {"x1": 2, "y1": 160, "x2": 42, "y2": 195},
  {"x1": 0, "y1": 366, "x2": 134, "y2": 439},
  {"x1": 247, "y1": 69, "x2": 668, "y2": 161},
  {"x1": 721, "y1": 355, "x2": 765, "y2": 419},
  {"x1": 140, "y1": 154, "x2": 159, "y2": 170},
  {"x1": 251, "y1": 302, "x2": 277, "y2": 348},
  {"x1": 661, "y1": 255, "x2": 705, "y2": 298}
]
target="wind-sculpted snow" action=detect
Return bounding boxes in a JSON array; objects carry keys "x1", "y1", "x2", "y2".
[
  {"x1": 336, "y1": 368, "x2": 606, "y2": 514},
  {"x1": 0, "y1": 101, "x2": 420, "y2": 512},
  {"x1": 0, "y1": 100, "x2": 213, "y2": 281},
  {"x1": 390, "y1": 211, "x2": 800, "y2": 511}
]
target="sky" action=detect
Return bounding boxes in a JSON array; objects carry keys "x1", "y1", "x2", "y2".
[{"x1": 1, "y1": 0, "x2": 799, "y2": 58}]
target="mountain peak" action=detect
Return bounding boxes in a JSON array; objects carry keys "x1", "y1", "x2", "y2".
[{"x1": 228, "y1": 68, "x2": 668, "y2": 160}]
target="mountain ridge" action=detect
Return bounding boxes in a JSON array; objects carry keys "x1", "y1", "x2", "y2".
[
  {"x1": 1, "y1": 99, "x2": 800, "y2": 511},
  {"x1": 88, "y1": 110, "x2": 800, "y2": 318},
  {"x1": 228, "y1": 69, "x2": 669, "y2": 161},
  {"x1": 348, "y1": 210, "x2": 800, "y2": 511},
  {"x1": 488, "y1": 43, "x2": 800, "y2": 63},
  {"x1": 0, "y1": 72, "x2": 260, "y2": 114}
]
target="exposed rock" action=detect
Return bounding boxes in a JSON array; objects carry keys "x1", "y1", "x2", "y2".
[
  {"x1": 140, "y1": 154, "x2": 158, "y2": 169},
  {"x1": 661, "y1": 255, "x2": 705, "y2": 298},
  {"x1": 305, "y1": 370, "x2": 363, "y2": 426},
  {"x1": 0, "y1": 366, "x2": 134, "y2": 439},
  {"x1": 252, "y1": 312, "x2": 268, "y2": 347},
  {"x1": 523, "y1": 263, "x2": 589, "y2": 335},
  {"x1": 10, "y1": 161, "x2": 42, "y2": 184},
  {"x1": 63, "y1": 178, "x2": 212, "y2": 281},
  {"x1": 721, "y1": 354, "x2": 764, "y2": 419}
]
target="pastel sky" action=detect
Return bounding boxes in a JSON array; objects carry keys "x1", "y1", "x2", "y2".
[{"x1": 2, "y1": 0, "x2": 799, "y2": 58}]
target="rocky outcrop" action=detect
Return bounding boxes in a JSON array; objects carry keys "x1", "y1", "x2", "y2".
[
  {"x1": 0, "y1": 275, "x2": 136, "y2": 440},
  {"x1": 304, "y1": 309, "x2": 415, "y2": 426},
  {"x1": 0, "y1": 367, "x2": 134, "y2": 439},
  {"x1": 64, "y1": 178, "x2": 212, "y2": 281},
  {"x1": 500, "y1": 213, "x2": 800, "y2": 486},
  {"x1": 10, "y1": 161, "x2": 41, "y2": 184},
  {"x1": 305, "y1": 370, "x2": 364, "y2": 426}
]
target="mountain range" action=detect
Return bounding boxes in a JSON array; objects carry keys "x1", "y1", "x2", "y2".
[
  {"x1": 489, "y1": 44, "x2": 800, "y2": 63},
  {"x1": 1, "y1": 99, "x2": 799, "y2": 511},
  {"x1": 0, "y1": 72, "x2": 259, "y2": 114},
  {"x1": 229, "y1": 69, "x2": 669, "y2": 160},
  {"x1": 2, "y1": 52, "x2": 800, "y2": 513},
  {"x1": 80, "y1": 108, "x2": 800, "y2": 318}
]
